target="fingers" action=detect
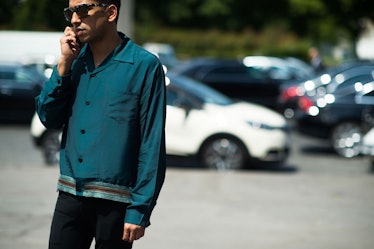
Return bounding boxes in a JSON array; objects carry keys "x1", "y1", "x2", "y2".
[
  {"x1": 60, "y1": 27, "x2": 81, "y2": 59},
  {"x1": 63, "y1": 27, "x2": 75, "y2": 37},
  {"x1": 63, "y1": 28, "x2": 79, "y2": 48},
  {"x1": 57, "y1": 27, "x2": 81, "y2": 75},
  {"x1": 122, "y1": 223, "x2": 145, "y2": 243}
]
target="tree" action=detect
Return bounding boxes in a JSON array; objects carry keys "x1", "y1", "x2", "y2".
[
  {"x1": 4, "y1": 0, "x2": 374, "y2": 58},
  {"x1": 135, "y1": 0, "x2": 374, "y2": 43},
  {"x1": 12, "y1": 0, "x2": 66, "y2": 31}
]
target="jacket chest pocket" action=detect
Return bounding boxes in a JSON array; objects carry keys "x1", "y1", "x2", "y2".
[{"x1": 108, "y1": 93, "x2": 139, "y2": 123}]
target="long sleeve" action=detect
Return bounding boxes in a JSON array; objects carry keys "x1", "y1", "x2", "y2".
[
  {"x1": 124, "y1": 61, "x2": 167, "y2": 227},
  {"x1": 35, "y1": 67, "x2": 73, "y2": 129}
]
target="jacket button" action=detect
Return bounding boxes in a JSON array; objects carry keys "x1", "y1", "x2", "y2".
[
  {"x1": 81, "y1": 129, "x2": 86, "y2": 134},
  {"x1": 85, "y1": 101, "x2": 90, "y2": 105},
  {"x1": 78, "y1": 158, "x2": 83, "y2": 163}
]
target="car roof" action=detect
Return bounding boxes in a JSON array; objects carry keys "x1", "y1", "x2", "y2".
[{"x1": 0, "y1": 61, "x2": 24, "y2": 67}]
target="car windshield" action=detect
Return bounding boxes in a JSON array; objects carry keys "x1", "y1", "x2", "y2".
[{"x1": 167, "y1": 74, "x2": 233, "y2": 106}]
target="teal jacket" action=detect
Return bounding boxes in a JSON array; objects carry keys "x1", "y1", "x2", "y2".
[{"x1": 36, "y1": 34, "x2": 166, "y2": 227}]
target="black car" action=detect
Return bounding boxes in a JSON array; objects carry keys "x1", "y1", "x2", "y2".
[
  {"x1": 278, "y1": 60, "x2": 374, "y2": 118},
  {"x1": 171, "y1": 57, "x2": 309, "y2": 110},
  {"x1": 295, "y1": 76, "x2": 374, "y2": 158},
  {"x1": 0, "y1": 63, "x2": 46, "y2": 123},
  {"x1": 358, "y1": 91, "x2": 374, "y2": 169}
]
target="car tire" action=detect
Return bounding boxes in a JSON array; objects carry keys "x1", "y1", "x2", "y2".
[
  {"x1": 200, "y1": 136, "x2": 248, "y2": 170},
  {"x1": 283, "y1": 108, "x2": 295, "y2": 119},
  {"x1": 370, "y1": 157, "x2": 374, "y2": 173},
  {"x1": 41, "y1": 130, "x2": 61, "y2": 165},
  {"x1": 331, "y1": 122, "x2": 362, "y2": 158}
]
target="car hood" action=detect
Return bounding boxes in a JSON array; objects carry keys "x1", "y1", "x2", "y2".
[{"x1": 204, "y1": 101, "x2": 287, "y2": 127}]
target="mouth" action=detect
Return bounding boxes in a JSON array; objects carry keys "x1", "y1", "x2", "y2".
[{"x1": 74, "y1": 28, "x2": 84, "y2": 37}]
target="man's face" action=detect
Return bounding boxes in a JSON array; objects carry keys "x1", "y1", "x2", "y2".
[{"x1": 66, "y1": 0, "x2": 109, "y2": 43}]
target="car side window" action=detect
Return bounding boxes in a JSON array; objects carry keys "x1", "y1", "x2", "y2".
[
  {"x1": 167, "y1": 86, "x2": 203, "y2": 110},
  {"x1": 243, "y1": 66, "x2": 267, "y2": 80},
  {"x1": 0, "y1": 68, "x2": 34, "y2": 84},
  {"x1": 331, "y1": 75, "x2": 372, "y2": 96},
  {"x1": 202, "y1": 65, "x2": 266, "y2": 81},
  {"x1": 206, "y1": 66, "x2": 246, "y2": 77},
  {"x1": 267, "y1": 66, "x2": 292, "y2": 80},
  {"x1": 364, "y1": 90, "x2": 374, "y2": 97},
  {"x1": 15, "y1": 68, "x2": 34, "y2": 83},
  {"x1": 167, "y1": 87, "x2": 191, "y2": 107},
  {"x1": 0, "y1": 71, "x2": 15, "y2": 80},
  {"x1": 166, "y1": 87, "x2": 178, "y2": 106}
]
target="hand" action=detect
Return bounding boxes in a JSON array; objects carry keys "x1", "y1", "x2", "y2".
[
  {"x1": 122, "y1": 223, "x2": 145, "y2": 243},
  {"x1": 57, "y1": 27, "x2": 82, "y2": 76}
]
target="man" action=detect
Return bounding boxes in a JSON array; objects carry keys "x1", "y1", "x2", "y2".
[
  {"x1": 36, "y1": 1, "x2": 166, "y2": 248},
  {"x1": 308, "y1": 47, "x2": 325, "y2": 73}
]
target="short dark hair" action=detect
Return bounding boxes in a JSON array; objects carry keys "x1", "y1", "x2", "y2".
[
  {"x1": 100, "y1": 0, "x2": 121, "y2": 10},
  {"x1": 97, "y1": 0, "x2": 121, "y2": 22}
]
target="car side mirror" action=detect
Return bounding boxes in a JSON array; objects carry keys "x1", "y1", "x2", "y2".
[{"x1": 175, "y1": 100, "x2": 192, "y2": 117}]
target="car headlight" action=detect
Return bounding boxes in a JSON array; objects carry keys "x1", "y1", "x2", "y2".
[{"x1": 247, "y1": 121, "x2": 287, "y2": 131}]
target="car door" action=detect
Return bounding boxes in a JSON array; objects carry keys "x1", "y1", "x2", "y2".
[
  {"x1": 165, "y1": 85, "x2": 205, "y2": 155},
  {"x1": 0, "y1": 66, "x2": 42, "y2": 121}
]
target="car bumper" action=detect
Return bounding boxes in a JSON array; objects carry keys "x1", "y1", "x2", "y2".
[
  {"x1": 244, "y1": 128, "x2": 291, "y2": 163},
  {"x1": 361, "y1": 144, "x2": 374, "y2": 156},
  {"x1": 262, "y1": 146, "x2": 290, "y2": 162}
]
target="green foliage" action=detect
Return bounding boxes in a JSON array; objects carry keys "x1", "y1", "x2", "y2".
[
  {"x1": 0, "y1": 0, "x2": 20, "y2": 29},
  {"x1": 135, "y1": 26, "x2": 310, "y2": 61},
  {"x1": 289, "y1": 0, "x2": 326, "y2": 15},
  {"x1": 6, "y1": 0, "x2": 66, "y2": 31},
  {"x1": 2, "y1": 0, "x2": 373, "y2": 61}
]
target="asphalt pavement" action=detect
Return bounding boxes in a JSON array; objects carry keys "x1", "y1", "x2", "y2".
[{"x1": 0, "y1": 125, "x2": 373, "y2": 249}]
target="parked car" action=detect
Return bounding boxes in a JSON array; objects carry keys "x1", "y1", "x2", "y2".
[
  {"x1": 278, "y1": 60, "x2": 374, "y2": 118},
  {"x1": 143, "y1": 42, "x2": 179, "y2": 70},
  {"x1": 358, "y1": 88, "x2": 374, "y2": 170},
  {"x1": 360, "y1": 127, "x2": 374, "y2": 170},
  {"x1": 295, "y1": 79, "x2": 374, "y2": 158},
  {"x1": 170, "y1": 57, "x2": 312, "y2": 111},
  {"x1": 31, "y1": 73, "x2": 290, "y2": 170},
  {"x1": 0, "y1": 62, "x2": 46, "y2": 123}
]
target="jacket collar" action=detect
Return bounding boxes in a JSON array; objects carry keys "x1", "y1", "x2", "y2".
[{"x1": 76, "y1": 32, "x2": 135, "y2": 65}]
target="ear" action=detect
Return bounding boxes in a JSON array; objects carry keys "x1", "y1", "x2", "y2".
[{"x1": 106, "y1": 5, "x2": 118, "y2": 23}]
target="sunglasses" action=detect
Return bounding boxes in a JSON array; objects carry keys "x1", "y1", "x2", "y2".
[{"x1": 63, "y1": 3, "x2": 108, "y2": 22}]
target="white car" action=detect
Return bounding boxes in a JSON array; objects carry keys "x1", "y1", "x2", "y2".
[
  {"x1": 31, "y1": 73, "x2": 290, "y2": 170},
  {"x1": 360, "y1": 127, "x2": 374, "y2": 171},
  {"x1": 361, "y1": 127, "x2": 374, "y2": 154}
]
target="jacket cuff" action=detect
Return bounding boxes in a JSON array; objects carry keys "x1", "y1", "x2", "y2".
[
  {"x1": 124, "y1": 209, "x2": 151, "y2": 227},
  {"x1": 46, "y1": 68, "x2": 71, "y2": 97}
]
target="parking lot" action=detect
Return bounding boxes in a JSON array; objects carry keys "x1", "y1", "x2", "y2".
[{"x1": 0, "y1": 124, "x2": 373, "y2": 249}]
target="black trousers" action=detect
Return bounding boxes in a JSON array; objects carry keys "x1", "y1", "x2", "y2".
[{"x1": 49, "y1": 191, "x2": 133, "y2": 249}]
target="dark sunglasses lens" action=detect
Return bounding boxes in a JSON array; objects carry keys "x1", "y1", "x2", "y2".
[
  {"x1": 64, "y1": 9, "x2": 73, "y2": 21},
  {"x1": 63, "y1": 5, "x2": 90, "y2": 22},
  {"x1": 76, "y1": 5, "x2": 90, "y2": 18}
]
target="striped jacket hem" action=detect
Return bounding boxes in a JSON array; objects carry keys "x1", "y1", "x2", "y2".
[{"x1": 57, "y1": 175, "x2": 132, "y2": 203}]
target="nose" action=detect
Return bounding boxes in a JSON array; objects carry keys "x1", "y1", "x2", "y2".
[{"x1": 70, "y1": 12, "x2": 81, "y2": 24}]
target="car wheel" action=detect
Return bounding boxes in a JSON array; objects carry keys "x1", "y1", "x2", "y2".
[
  {"x1": 200, "y1": 136, "x2": 248, "y2": 170},
  {"x1": 41, "y1": 130, "x2": 61, "y2": 165},
  {"x1": 331, "y1": 122, "x2": 362, "y2": 158},
  {"x1": 283, "y1": 108, "x2": 295, "y2": 119}
]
